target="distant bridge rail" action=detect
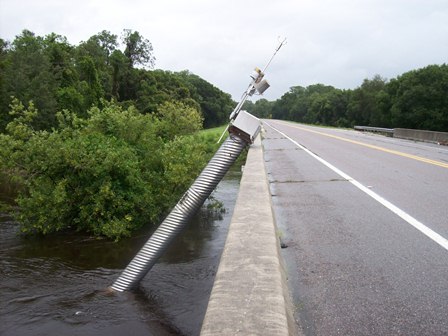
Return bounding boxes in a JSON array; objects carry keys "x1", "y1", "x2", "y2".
[
  {"x1": 354, "y1": 126, "x2": 448, "y2": 145},
  {"x1": 354, "y1": 125, "x2": 394, "y2": 136}
]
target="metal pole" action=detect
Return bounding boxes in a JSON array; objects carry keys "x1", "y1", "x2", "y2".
[
  {"x1": 111, "y1": 134, "x2": 247, "y2": 291},
  {"x1": 110, "y1": 38, "x2": 285, "y2": 291}
]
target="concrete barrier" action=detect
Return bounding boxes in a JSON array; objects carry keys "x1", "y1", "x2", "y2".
[
  {"x1": 394, "y1": 128, "x2": 448, "y2": 144},
  {"x1": 200, "y1": 135, "x2": 296, "y2": 336}
]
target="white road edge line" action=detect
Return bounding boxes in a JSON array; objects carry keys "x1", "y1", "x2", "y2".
[{"x1": 264, "y1": 122, "x2": 448, "y2": 251}]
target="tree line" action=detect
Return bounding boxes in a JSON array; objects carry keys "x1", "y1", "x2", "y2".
[
  {"x1": 0, "y1": 29, "x2": 234, "y2": 131},
  {"x1": 244, "y1": 65, "x2": 448, "y2": 132},
  {"x1": 0, "y1": 29, "x2": 234, "y2": 240}
]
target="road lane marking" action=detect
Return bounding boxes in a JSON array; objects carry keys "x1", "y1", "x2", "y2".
[
  {"x1": 265, "y1": 122, "x2": 448, "y2": 251},
  {"x1": 274, "y1": 121, "x2": 448, "y2": 169}
]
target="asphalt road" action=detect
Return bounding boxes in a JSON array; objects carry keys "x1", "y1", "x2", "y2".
[{"x1": 261, "y1": 120, "x2": 448, "y2": 336}]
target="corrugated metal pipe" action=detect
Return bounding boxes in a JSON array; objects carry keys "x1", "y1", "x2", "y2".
[
  {"x1": 110, "y1": 133, "x2": 248, "y2": 292},
  {"x1": 110, "y1": 42, "x2": 283, "y2": 292}
]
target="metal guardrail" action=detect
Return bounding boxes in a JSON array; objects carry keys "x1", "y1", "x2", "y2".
[
  {"x1": 354, "y1": 126, "x2": 448, "y2": 144},
  {"x1": 354, "y1": 126, "x2": 394, "y2": 134}
]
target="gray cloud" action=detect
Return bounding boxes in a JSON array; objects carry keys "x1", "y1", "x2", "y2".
[{"x1": 1, "y1": 0, "x2": 447, "y2": 100}]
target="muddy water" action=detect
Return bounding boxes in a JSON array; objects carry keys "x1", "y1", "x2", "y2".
[{"x1": 0, "y1": 169, "x2": 241, "y2": 336}]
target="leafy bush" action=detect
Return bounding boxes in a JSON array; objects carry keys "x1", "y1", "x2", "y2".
[
  {"x1": 0, "y1": 99, "x2": 211, "y2": 240},
  {"x1": 155, "y1": 101, "x2": 203, "y2": 140}
]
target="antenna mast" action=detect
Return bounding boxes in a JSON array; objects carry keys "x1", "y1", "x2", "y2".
[{"x1": 228, "y1": 37, "x2": 287, "y2": 122}]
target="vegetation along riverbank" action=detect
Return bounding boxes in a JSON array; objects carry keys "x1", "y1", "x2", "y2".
[{"x1": 0, "y1": 29, "x2": 235, "y2": 241}]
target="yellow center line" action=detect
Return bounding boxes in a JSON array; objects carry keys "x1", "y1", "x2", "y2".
[{"x1": 277, "y1": 122, "x2": 448, "y2": 169}]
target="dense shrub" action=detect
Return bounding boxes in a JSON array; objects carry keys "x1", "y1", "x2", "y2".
[{"x1": 0, "y1": 99, "x2": 210, "y2": 240}]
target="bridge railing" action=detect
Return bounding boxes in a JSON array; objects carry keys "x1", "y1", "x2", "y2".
[
  {"x1": 354, "y1": 126, "x2": 448, "y2": 145},
  {"x1": 354, "y1": 125, "x2": 394, "y2": 136}
]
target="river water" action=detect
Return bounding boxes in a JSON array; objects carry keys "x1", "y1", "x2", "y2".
[{"x1": 0, "y1": 169, "x2": 241, "y2": 336}]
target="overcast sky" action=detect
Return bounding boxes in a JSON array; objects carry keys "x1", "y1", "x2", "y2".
[{"x1": 1, "y1": 0, "x2": 447, "y2": 100}]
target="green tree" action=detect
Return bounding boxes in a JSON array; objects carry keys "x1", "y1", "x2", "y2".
[
  {"x1": 76, "y1": 30, "x2": 118, "y2": 100},
  {"x1": 271, "y1": 84, "x2": 348, "y2": 126},
  {"x1": 76, "y1": 55, "x2": 104, "y2": 109},
  {"x1": 135, "y1": 69, "x2": 195, "y2": 112},
  {"x1": 93, "y1": 30, "x2": 118, "y2": 62},
  {"x1": 278, "y1": 86, "x2": 307, "y2": 121},
  {"x1": 155, "y1": 101, "x2": 203, "y2": 140},
  {"x1": 178, "y1": 71, "x2": 234, "y2": 127},
  {"x1": 244, "y1": 98, "x2": 273, "y2": 119},
  {"x1": 43, "y1": 33, "x2": 75, "y2": 86},
  {"x1": 121, "y1": 29, "x2": 155, "y2": 69},
  {"x1": 109, "y1": 49, "x2": 128, "y2": 99},
  {"x1": 302, "y1": 84, "x2": 336, "y2": 123},
  {"x1": 347, "y1": 75, "x2": 387, "y2": 127},
  {"x1": 0, "y1": 38, "x2": 10, "y2": 130},
  {"x1": 1, "y1": 29, "x2": 237, "y2": 132},
  {"x1": 307, "y1": 88, "x2": 348, "y2": 126},
  {"x1": 1, "y1": 30, "x2": 59, "y2": 129},
  {"x1": 388, "y1": 64, "x2": 448, "y2": 131}
]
